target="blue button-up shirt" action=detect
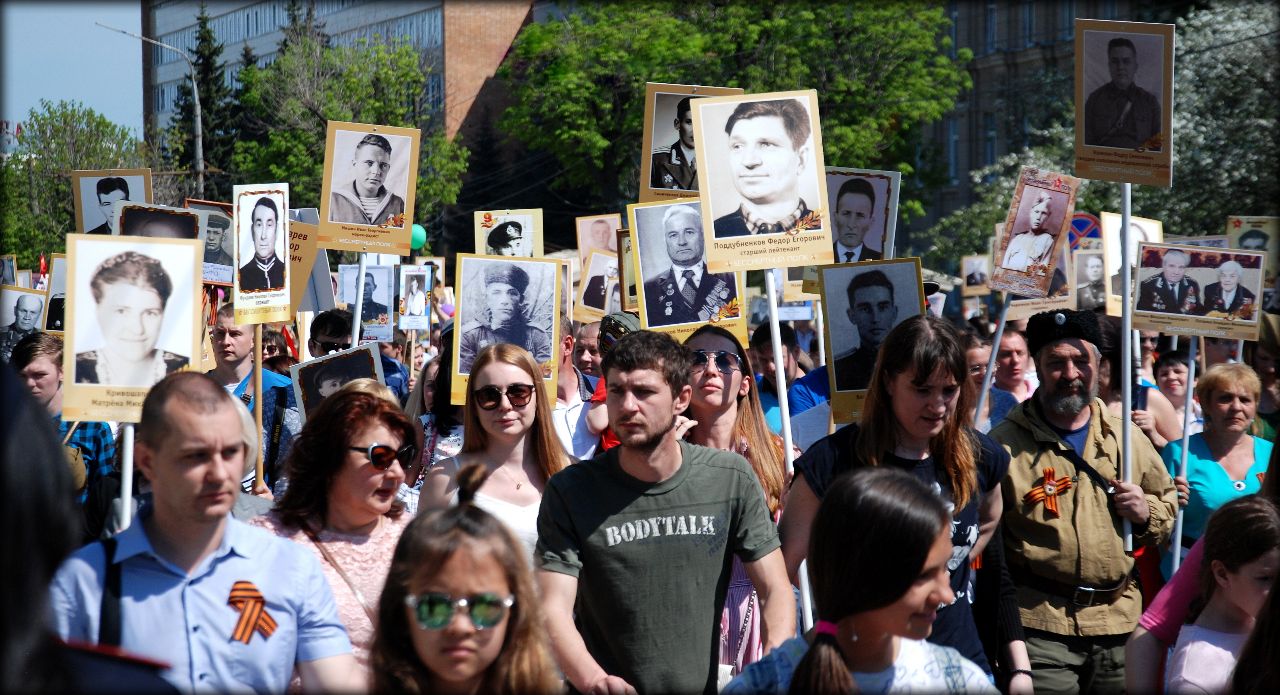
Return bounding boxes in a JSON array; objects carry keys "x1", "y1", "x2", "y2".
[{"x1": 51, "y1": 511, "x2": 351, "y2": 693}]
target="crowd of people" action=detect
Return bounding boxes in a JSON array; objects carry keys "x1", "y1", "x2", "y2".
[{"x1": 4, "y1": 293, "x2": 1279, "y2": 695}]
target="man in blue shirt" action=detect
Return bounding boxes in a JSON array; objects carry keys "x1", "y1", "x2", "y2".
[
  {"x1": 749, "y1": 322, "x2": 801, "y2": 434},
  {"x1": 51, "y1": 372, "x2": 360, "y2": 692}
]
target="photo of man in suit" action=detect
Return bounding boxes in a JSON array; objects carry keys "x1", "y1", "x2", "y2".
[
  {"x1": 1084, "y1": 37, "x2": 1162, "y2": 150},
  {"x1": 1076, "y1": 253, "x2": 1107, "y2": 311},
  {"x1": 88, "y1": 177, "x2": 130, "y2": 235},
  {"x1": 581, "y1": 259, "x2": 616, "y2": 312},
  {"x1": 832, "y1": 177, "x2": 883, "y2": 262},
  {"x1": 358, "y1": 271, "x2": 390, "y2": 321},
  {"x1": 1136, "y1": 248, "x2": 1200, "y2": 314},
  {"x1": 650, "y1": 96, "x2": 697, "y2": 191},
  {"x1": 832, "y1": 270, "x2": 897, "y2": 391},
  {"x1": 238, "y1": 196, "x2": 285, "y2": 291},
  {"x1": 1200, "y1": 260, "x2": 1256, "y2": 319},
  {"x1": 644, "y1": 204, "x2": 736, "y2": 327},
  {"x1": 713, "y1": 99, "x2": 814, "y2": 237},
  {"x1": 203, "y1": 214, "x2": 234, "y2": 266}
]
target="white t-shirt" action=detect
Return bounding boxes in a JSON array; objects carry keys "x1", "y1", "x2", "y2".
[
  {"x1": 1165, "y1": 624, "x2": 1246, "y2": 694},
  {"x1": 552, "y1": 392, "x2": 598, "y2": 460}
]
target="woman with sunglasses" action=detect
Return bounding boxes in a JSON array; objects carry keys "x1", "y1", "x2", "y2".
[
  {"x1": 683, "y1": 325, "x2": 787, "y2": 679},
  {"x1": 420, "y1": 343, "x2": 569, "y2": 559},
  {"x1": 249, "y1": 390, "x2": 417, "y2": 681},
  {"x1": 372, "y1": 462, "x2": 560, "y2": 694}
]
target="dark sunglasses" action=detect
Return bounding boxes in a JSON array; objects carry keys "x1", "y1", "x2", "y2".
[
  {"x1": 348, "y1": 442, "x2": 417, "y2": 470},
  {"x1": 472, "y1": 383, "x2": 536, "y2": 410},
  {"x1": 691, "y1": 349, "x2": 741, "y2": 375},
  {"x1": 311, "y1": 339, "x2": 351, "y2": 355},
  {"x1": 404, "y1": 592, "x2": 514, "y2": 630}
]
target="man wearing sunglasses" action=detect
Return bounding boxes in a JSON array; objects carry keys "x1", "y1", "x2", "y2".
[
  {"x1": 51, "y1": 372, "x2": 361, "y2": 692},
  {"x1": 537, "y1": 331, "x2": 794, "y2": 695},
  {"x1": 206, "y1": 303, "x2": 300, "y2": 491},
  {"x1": 307, "y1": 308, "x2": 410, "y2": 403},
  {"x1": 457, "y1": 263, "x2": 553, "y2": 375}
]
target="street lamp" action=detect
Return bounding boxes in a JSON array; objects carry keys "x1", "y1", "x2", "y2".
[{"x1": 97, "y1": 22, "x2": 204, "y2": 198}]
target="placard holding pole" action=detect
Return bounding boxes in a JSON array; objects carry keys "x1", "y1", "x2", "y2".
[
  {"x1": 1169, "y1": 338, "x2": 1198, "y2": 574},
  {"x1": 1120, "y1": 183, "x2": 1134, "y2": 551},
  {"x1": 116, "y1": 424, "x2": 135, "y2": 531},
  {"x1": 975, "y1": 293, "x2": 1015, "y2": 427},
  {"x1": 253, "y1": 324, "x2": 264, "y2": 489}
]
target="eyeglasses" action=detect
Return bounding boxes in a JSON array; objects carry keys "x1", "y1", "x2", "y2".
[
  {"x1": 348, "y1": 442, "x2": 417, "y2": 470},
  {"x1": 968, "y1": 364, "x2": 987, "y2": 376},
  {"x1": 404, "y1": 592, "x2": 515, "y2": 630},
  {"x1": 690, "y1": 349, "x2": 741, "y2": 375},
  {"x1": 472, "y1": 383, "x2": 536, "y2": 410},
  {"x1": 310, "y1": 339, "x2": 351, "y2": 355}
]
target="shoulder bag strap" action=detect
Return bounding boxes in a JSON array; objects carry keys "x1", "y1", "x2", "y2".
[
  {"x1": 98, "y1": 537, "x2": 122, "y2": 646},
  {"x1": 62, "y1": 421, "x2": 81, "y2": 446},
  {"x1": 302, "y1": 526, "x2": 377, "y2": 623},
  {"x1": 266, "y1": 386, "x2": 287, "y2": 475}
]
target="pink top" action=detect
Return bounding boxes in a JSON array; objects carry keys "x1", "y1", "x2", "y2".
[
  {"x1": 249, "y1": 511, "x2": 408, "y2": 672},
  {"x1": 1139, "y1": 537, "x2": 1205, "y2": 644}
]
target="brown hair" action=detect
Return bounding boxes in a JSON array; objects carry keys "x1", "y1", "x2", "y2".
[
  {"x1": 371, "y1": 462, "x2": 559, "y2": 694},
  {"x1": 686, "y1": 324, "x2": 786, "y2": 514},
  {"x1": 461, "y1": 344, "x2": 567, "y2": 486},
  {"x1": 10, "y1": 332, "x2": 63, "y2": 371},
  {"x1": 857, "y1": 315, "x2": 978, "y2": 510},
  {"x1": 275, "y1": 390, "x2": 415, "y2": 532},
  {"x1": 1191, "y1": 496, "x2": 1280, "y2": 622}
]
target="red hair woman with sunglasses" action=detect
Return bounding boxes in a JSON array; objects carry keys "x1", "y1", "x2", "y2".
[
  {"x1": 250, "y1": 390, "x2": 418, "y2": 682},
  {"x1": 420, "y1": 343, "x2": 570, "y2": 559}
]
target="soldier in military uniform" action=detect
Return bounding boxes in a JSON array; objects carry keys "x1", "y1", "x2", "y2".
[
  {"x1": 1135, "y1": 248, "x2": 1201, "y2": 314},
  {"x1": 831, "y1": 270, "x2": 898, "y2": 391},
  {"x1": 649, "y1": 96, "x2": 697, "y2": 191},
  {"x1": 458, "y1": 263, "x2": 553, "y2": 374},
  {"x1": 643, "y1": 204, "x2": 736, "y2": 327}
]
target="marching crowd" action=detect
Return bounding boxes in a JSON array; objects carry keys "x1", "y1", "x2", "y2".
[{"x1": 4, "y1": 300, "x2": 1279, "y2": 695}]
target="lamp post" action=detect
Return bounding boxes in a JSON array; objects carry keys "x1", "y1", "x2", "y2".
[{"x1": 97, "y1": 22, "x2": 204, "y2": 198}]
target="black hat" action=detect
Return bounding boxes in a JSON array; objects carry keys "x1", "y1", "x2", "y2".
[{"x1": 1026, "y1": 309, "x2": 1103, "y2": 357}]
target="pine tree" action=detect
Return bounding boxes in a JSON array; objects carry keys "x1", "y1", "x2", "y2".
[{"x1": 168, "y1": 1, "x2": 233, "y2": 198}]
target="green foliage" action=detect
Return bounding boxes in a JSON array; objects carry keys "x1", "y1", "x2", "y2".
[
  {"x1": 498, "y1": 1, "x2": 972, "y2": 214},
  {"x1": 1, "y1": 100, "x2": 146, "y2": 267},
  {"x1": 167, "y1": 1, "x2": 236, "y2": 199}
]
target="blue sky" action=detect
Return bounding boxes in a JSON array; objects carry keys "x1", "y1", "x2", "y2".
[{"x1": 2, "y1": 2, "x2": 144, "y2": 139}]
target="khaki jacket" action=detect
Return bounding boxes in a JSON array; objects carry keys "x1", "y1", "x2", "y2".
[{"x1": 991, "y1": 397, "x2": 1176, "y2": 637}]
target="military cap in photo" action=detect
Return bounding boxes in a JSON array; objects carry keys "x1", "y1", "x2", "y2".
[
  {"x1": 483, "y1": 263, "x2": 530, "y2": 293},
  {"x1": 600, "y1": 311, "x2": 641, "y2": 356},
  {"x1": 1026, "y1": 308, "x2": 1103, "y2": 357}
]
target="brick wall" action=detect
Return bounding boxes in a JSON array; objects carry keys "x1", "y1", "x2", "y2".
[{"x1": 442, "y1": 0, "x2": 532, "y2": 140}]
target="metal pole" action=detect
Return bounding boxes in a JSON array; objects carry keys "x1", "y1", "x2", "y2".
[
  {"x1": 974, "y1": 293, "x2": 1014, "y2": 427},
  {"x1": 1120, "y1": 182, "x2": 1134, "y2": 551},
  {"x1": 253, "y1": 324, "x2": 264, "y2": 489},
  {"x1": 351, "y1": 253, "x2": 368, "y2": 347},
  {"x1": 96, "y1": 22, "x2": 204, "y2": 197},
  {"x1": 117, "y1": 424, "x2": 135, "y2": 531},
  {"x1": 1169, "y1": 338, "x2": 1198, "y2": 574},
  {"x1": 813, "y1": 298, "x2": 827, "y2": 368}
]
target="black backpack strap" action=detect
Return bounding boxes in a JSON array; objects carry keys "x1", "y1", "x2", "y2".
[
  {"x1": 266, "y1": 385, "x2": 288, "y2": 481},
  {"x1": 98, "y1": 536, "x2": 122, "y2": 646}
]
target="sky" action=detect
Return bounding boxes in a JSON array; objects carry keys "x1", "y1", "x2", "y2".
[{"x1": 2, "y1": 1, "x2": 144, "y2": 144}]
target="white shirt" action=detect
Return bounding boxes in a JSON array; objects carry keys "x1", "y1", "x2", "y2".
[
  {"x1": 1165, "y1": 624, "x2": 1246, "y2": 694},
  {"x1": 835, "y1": 241, "x2": 868, "y2": 262},
  {"x1": 552, "y1": 390, "x2": 597, "y2": 460},
  {"x1": 1219, "y1": 288, "x2": 1237, "y2": 308},
  {"x1": 671, "y1": 261, "x2": 705, "y2": 293}
]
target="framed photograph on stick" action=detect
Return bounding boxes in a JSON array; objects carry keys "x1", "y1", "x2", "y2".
[
  {"x1": 617, "y1": 228, "x2": 638, "y2": 312},
  {"x1": 826, "y1": 167, "x2": 900, "y2": 262},
  {"x1": 450, "y1": 254, "x2": 561, "y2": 406},
  {"x1": 62, "y1": 234, "x2": 201, "y2": 422},
  {"x1": 290, "y1": 343, "x2": 386, "y2": 421},
  {"x1": 691, "y1": 89, "x2": 834, "y2": 274},
  {"x1": 575, "y1": 249, "x2": 619, "y2": 323},
  {"x1": 989, "y1": 167, "x2": 1080, "y2": 299},
  {"x1": 1003, "y1": 222, "x2": 1076, "y2": 321},
  {"x1": 186, "y1": 198, "x2": 235, "y2": 285},
  {"x1": 1075, "y1": 249, "x2": 1107, "y2": 312},
  {"x1": 639, "y1": 82, "x2": 744, "y2": 203},
  {"x1": 338, "y1": 263, "x2": 395, "y2": 343},
  {"x1": 71, "y1": 168, "x2": 153, "y2": 234},
  {"x1": 232, "y1": 184, "x2": 291, "y2": 325},
  {"x1": 474, "y1": 209, "x2": 543, "y2": 258},
  {"x1": 1132, "y1": 242, "x2": 1266, "y2": 341},
  {"x1": 41, "y1": 254, "x2": 67, "y2": 333},
  {"x1": 317, "y1": 120, "x2": 421, "y2": 254},
  {"x1": 961, "y1": 254, "x2": 991, "y2": 297},
  {"x1": 113, "y1": 201, "x2": 205, "y2": 241},
  {"x1": 575, "y1": 213, "x2": 622, "y2": 269},
  {"x1": 1074, "y1": 19, "x2": 1176, "y2": 187},
  {"x1": 1101, "y1": 211, "x2": 1164, "y2": 316},
  {"x1": 399, "y1": 264, "x2": 433, "y2": 331},
  {"x1": 1227, "y1": 216, "x2": 1277, "y2": 295},
  {"x1": 0, "y1": 284, "x2": 47, "y2": 362}
]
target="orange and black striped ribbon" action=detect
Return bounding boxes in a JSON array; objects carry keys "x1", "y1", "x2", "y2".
[
  {"x1": 1024, "y1": 466, "x2": 1073, "y2": 518},
  {"x1": 228, "y1": 581, "x2": 278, "y2": 644}
]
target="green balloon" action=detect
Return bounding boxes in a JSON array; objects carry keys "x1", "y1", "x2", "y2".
[{"x1": 411, "y1": 223, "x2": 427, "y2": 250}]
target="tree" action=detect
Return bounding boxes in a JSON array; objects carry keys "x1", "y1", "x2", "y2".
[
  {"x1": 166, "y1": 1, "x2": 235, "y2": 199},
  {"x1": 915, "y1": 1, "x2": 1279, "y2": 272},
  {"x1": 498, "y1": 1, "x2": 972, "y2": 214},
  {"x1": 0, "y1": 100, "x2": 146, "y2": 267}
]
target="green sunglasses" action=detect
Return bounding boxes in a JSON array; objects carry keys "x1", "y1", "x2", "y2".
[{"x1": 404, "y1": 592, "x2": 515, "y2": 630}]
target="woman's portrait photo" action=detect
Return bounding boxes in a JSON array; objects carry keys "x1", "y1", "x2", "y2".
[{"x1": 399, "y1": 265, "x2": 432, "y2": 330}]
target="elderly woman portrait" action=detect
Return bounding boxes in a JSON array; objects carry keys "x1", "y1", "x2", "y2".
[
  {"x1": 75, "y1": 251, "x2": 189, "y2": 386},
  {"x1": 1200, "y1": 260, "x2": 1256, "y2": 319},
  {"x1": 457, "y1": 263, "x2": 552, "y2": 374}
]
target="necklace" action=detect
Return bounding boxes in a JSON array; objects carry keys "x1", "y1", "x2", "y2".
[{"x1": 495, "y1": 463, "x2": 529, "y2": 490}]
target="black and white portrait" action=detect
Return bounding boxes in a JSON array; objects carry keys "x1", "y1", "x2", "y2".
[
  {"x1": 478, "y1": 212, "x2": 536, "y2": 257},
  {"x1": 339, "y1": 264, "x2": 395, "y2": 342},
  {"x1": 696, "y1": 94, "x2": 825, "y2": 238},
  {"x1": 964, "y1": 256, "x2": 989, "y2": 286},
  {"x1": 1102, "y1": 212, "x2": 1163, "y2": 306},
  {"x1": 1075, "y1": 250, "x2": 1106, "y2": 312},
  {"x1": 326, "y1": 130, "x2": 412, "y2": 227},
  {"x1": 117, "y1": 203, "x2": 203, "y2": 240},
  {"x1": 0, "y1": 285, "x2": 45, "y2": 363},
  {"x1": 236, "y1": 191, "x2": 288, "y2": 293},
  {"x1": 399, "y1": 265, "x2": 432, "y2": 331},
  {"x1": 649, "y1": 92, "x2": 701, "y2": 192},
  {"x1": 1082, "y1": 31, "x2": 1165, "y2": 151},
  {"x1": 290, "y1": 344, "x2": 385, "y2": 420},
  {"x1": 826, "y1": 169, "x2": 899, "y2": 261},
  {"x1": 822, "y1": 260, "x2": 923, "y2": 392},
  {"x1": 42, "y1": 255, "x2": 67, "y2": 333},
  {"x1": 68, "y1": 238, "x2": 197, "y2": 387},
  {"x1": 634, "y1": 201, "x2": 739, "y2": 328},
  {"x1": 72, "y1": 169, "x2": 152, "y2": 234},
  {"x1": 576, "y1": 214, "x2": 621, "y2": 269},
  {"x1": 455, "y1": 257, "x2": 557, "y2": 375},
  {"x1": 578, "y1": 250, "x2": 618, "y2": 313}
]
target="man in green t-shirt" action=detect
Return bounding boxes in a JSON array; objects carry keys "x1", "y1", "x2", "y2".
[{"x1": 537, "y1": 330, "x2": 794, "y2": 695}]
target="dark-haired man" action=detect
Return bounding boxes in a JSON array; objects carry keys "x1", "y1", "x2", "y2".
[
  {"x1": 87, "y1": 177, "x2": 129, "y2": 235},
  {"x1": 457, "y1": 263, "x2": 552, "y2": 374},
  {"x1": 751, "y1": 322, "x2": 802, "y2": 434},
  {"x1": 832, "y1": 270, "x2": 898, "y2": 391},
  {"x1": 537, "y1": 330, "x2": 794, "y2": 695},
  {"x1": 1084, "y1": 37, "x2": 1162, "y2": 150},
  {"x1": 238, "y1": 196, "x2": 285, "y2": 291},
  {"x1": 329, "y1": 133, "x2": 405, "y2": 225},
  {"x1": 651, "y1": 96, "x2": 699, "y2": 191},
  {"x1": 832, "y1": 177, "x2": 882, "y2": 262},
  {"x1": 714, "y1": 99, "x2": 815, "y2": 237}
]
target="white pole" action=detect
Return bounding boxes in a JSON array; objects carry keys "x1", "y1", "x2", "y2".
[
  {"x1": 1169, "y1": 338, "x2": 1198, "y2": 574},
  {"x1": 116, "y1": 424, "x2": 135, "y2": 531},
  {"x1": 1120, "y1": 182, "x2": 1134, "y2": 551},
  {"x1": 351, "y1": 253, "x2": 368, "y2": 347},
  {"x1": 974, "y1": 293, "x2": 1014, "y2": 425},
  {"x1": 814, "y1": 298, "x2": 827, "y2": 368}
]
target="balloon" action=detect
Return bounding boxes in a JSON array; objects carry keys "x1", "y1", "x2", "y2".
[{"x1": 411, "y1": 224, "x2": 427, "y2": 250}]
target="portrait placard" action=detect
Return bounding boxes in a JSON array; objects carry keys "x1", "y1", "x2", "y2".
[
  {"x1": 989, "y1": 167, "x2": 1080, "y2": 298},
  {"x1": 1227, "y1": 216, "x2": 1277, "y2": 292},
  {"x1": 16, "y1": 270, "x2": 32, "y2": 289},
  {"x1": 556, "y1": 259, "x2": 573, "y2": 320},
  {"x1": 628, "y1": 199, "x2": 747, "y2": 345},
  {"x1": 1101, "y1": 211, "x2": 1164, "y2": 316},
  {"x1": 41, "y1": 254, "x2": 67, "y2": 333},
  {"x1": 71, "y1": 168, "x2": 153, "y2": 234},
  {"x1": 575, "y1": 249, "x2": 619, "y2": 323},
  {"x1": 1004, "y1": 222, "x2": 1076, "y2": 321},
  {"x1": 62, "y1": 234, "x2": 201, "y2": 423},
  {"x1": 961, "y1": 254, "x2": 991, "y2": 297},
  {"x1": 575, "y1": 213, "x2": 622, "y2": 268},
  {"x1": 186, "y1": 198, "x2": 235, "y2": 285},
  {"x1": 450, "y1": 254, "x2": 560, "y2": 406},
  {"x1": 1074, "y1": 249, "x2": 1107, "y2": 312},
  {"x1": 232, "y1": 184, "x2": 291, "y2": 325},
  {"x1": 113, "y1": 201, "x2": 206, "y2": 241},
  {"x1": 287, "y1": 221, "x2": 321, "y2": 312},
  {"x1": 1132, "y1": 242, "x2": 1266, "y2": 341},
  {"x1": 783, "y1": 265, "x2": 818, "y2": 302},
  {"x1": 617, "y1": 228, "x2": 638, "y2": 312},
  {"x1": 290, "y1": 343, "x2": 385, "y2": 422},
  {"x1": 473, "y1": 209, "x2": 543, "y2": 258},
  {"x1": 819, "y1": 258, "x2": 925, "y2": 423},
  {"x1": 318, "y1": 120, "x2": 421, "y2": 254},
  {"x1": 1074, "y1": 19, "x2": 1176, "y2": 187},
  {"x1": 639, "y1": 83, "x2": 745, "y2": 203},
  {"x1": 692, "y1": 90, "x2": 834, "y2": 274},
  {"x1": 0, "y1": 255, "x2": 15, "y2": 286},
  {"x1": 337, "y1": 264, "x2": 395, "y2": 343},
  {"x1": 399, "y1": 264, "x2": 433, "y2": 331},
  {"x1": 826, "y1": 167, "x2": 900, "y2": 262},
  {"x1": 0, "y1": 284, "x2": 47, "y2": 361}
]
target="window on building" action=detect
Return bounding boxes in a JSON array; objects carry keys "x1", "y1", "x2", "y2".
[
  {"x1": 984, "y1": 113, "x2": 997, "y2": 165},
  {"x1": 1060, "y1": 0, "x2": 1075, "y2": 40},
  {"x1": 947, "y1": 118, "x2": 959, "y2": 183},
  {"x1": 1022, "y1": 2, "x2": 1035, "y2": 48},
  {"x1": 985, "y1": 2, "x2": 997, "y2": 54}
]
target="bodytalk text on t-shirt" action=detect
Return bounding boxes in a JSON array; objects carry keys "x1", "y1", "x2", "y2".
[{"x1": 604, "y1": 515, "x2": 717, "y2": 546}]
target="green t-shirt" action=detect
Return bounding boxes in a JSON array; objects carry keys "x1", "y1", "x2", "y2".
[{"x1": 537, "y1": 439, "x2": 780, "y2": 695}]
